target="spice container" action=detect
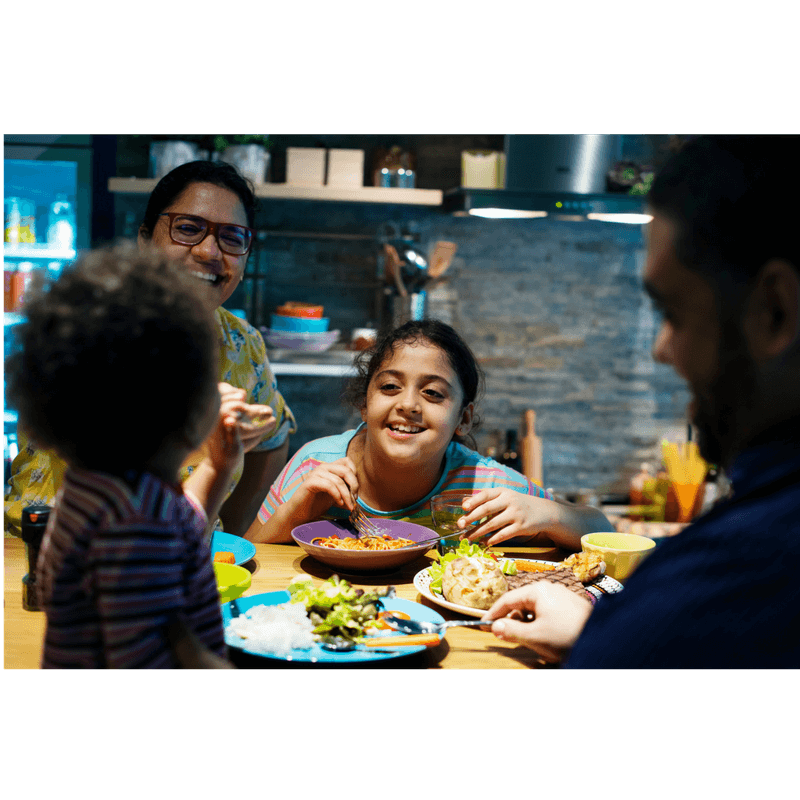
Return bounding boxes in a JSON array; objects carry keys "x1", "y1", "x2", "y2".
[
  {"x1": 3, "y1": 197, "x2": 35, "y2": 244},
  {"x1": 629, "y1": 462, "x2": 654, "y2": 520},
  {"x1": 21, "y1": 504, "x2": 51, "y2": 611}
]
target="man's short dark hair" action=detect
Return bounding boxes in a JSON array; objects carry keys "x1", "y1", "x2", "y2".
[{"x1": 647, "y1": 135, "x2": 800, "y2": 289}]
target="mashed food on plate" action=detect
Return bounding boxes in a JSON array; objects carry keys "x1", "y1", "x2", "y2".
[
  {"x1": 225, "y1": 602, "x2": 316, "y2": 655},
  {"x1": 442, "y1": 556, "x2": 508, "y2": 610}
]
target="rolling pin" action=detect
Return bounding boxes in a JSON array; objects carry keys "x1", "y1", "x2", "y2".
[{"x1": 520, "y1": 409, "x2": 543, "y2": 487}]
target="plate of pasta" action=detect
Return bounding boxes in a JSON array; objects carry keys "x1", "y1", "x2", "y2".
[{"x1": 291, "y1": 519, "x2": 436, "y2": 573}]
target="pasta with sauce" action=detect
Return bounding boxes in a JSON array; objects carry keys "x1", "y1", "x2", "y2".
[{"x1": 310, "y1": 534, "x2": 417, "y2": 550}]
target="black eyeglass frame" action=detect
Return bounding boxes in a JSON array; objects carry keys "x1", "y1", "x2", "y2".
[{"x1": 158, "y1": 212, "x2": 255, "y2": 255}]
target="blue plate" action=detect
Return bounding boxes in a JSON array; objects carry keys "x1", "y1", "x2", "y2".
[
  {"x1": 211, "y1": 531, "x2": 256, "y2": 566},
  {"x1": 222, "y1": 592, "x2": 445, "y2": 663}
]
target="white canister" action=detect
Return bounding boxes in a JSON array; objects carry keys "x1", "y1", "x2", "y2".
[
  {"x1": 326, "y1": 149, "x2": 364, "y2": 188},
  {"x1": 150, "y1": 141, "x2": 200, "y2": 180},
  {"x1": 220, "y1": 144, "x2": 270, "y2": 185},
  {"x1": 286, "y1": 147, "x2": 326, "y2": 187},
  {"x1": 461, "y1": 150, "x2": 506, "y2": 189}
]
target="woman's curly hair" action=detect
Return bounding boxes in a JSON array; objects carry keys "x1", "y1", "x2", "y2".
[{"x1": 6, "y1": 242, "x2": 220, "y2": 473}]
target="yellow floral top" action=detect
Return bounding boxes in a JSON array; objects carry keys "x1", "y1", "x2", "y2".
[{"x1": 4, "y1": 307, "x2": 296, "y2": 537}]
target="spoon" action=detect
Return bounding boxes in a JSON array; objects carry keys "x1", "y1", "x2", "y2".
[
  {"x1": 380, "y1": 615, "x2": 493, "y2": 636},
  {"x1": 319, "y1": 634, "x2": 435, "y2": 653}
]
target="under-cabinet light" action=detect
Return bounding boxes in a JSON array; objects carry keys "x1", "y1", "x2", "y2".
[
  {"x1": 468, "y1": 208, "x2": 549, "y2": 219},
  {"x1": 586, "y1": 213, "x2": 653, "y2": 224}
]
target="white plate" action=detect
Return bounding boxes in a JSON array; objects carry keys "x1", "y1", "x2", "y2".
[
  {"x1": 413, "y1": 559, "x2": 624, "y2": 618},
  {"x1": 262, "y1": 328, "x2": 340, "y2": 353}
]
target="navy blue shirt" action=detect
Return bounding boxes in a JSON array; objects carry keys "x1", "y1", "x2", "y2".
[{"x1": 566, "y1": 429, "x2": 800, "y2": 668}]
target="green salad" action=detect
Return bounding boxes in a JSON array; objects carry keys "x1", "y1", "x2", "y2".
[
  {"x1": 287, "y1": 575, "x2": 390, "y2": 642},
  {"x1": 426, "y1": 539, "x2": 517, "y2": 597}
]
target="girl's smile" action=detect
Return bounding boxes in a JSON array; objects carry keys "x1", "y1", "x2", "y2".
[{"x1": 361, "y1": 341, "x2": 473, "y2": 470}]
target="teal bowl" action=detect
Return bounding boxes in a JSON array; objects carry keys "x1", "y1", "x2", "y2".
[{"x1": 270, "y1": 314, "x2": 329, "y2": 332}]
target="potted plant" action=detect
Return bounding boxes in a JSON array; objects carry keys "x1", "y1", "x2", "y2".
[{"x1": 213, "y1": 135, "x2": 272, "y2": 184}]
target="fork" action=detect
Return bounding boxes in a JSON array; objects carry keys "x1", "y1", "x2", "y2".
[{"x1": 348, "y1": 489, "x2": 382, "y2": 538}]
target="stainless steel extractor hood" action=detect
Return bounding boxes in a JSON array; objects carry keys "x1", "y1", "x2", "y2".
[{"x1": 443, "y1": 134, "x2": 652, "y2": 224}]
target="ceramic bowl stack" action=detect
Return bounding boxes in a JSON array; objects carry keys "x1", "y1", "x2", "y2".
[{"x1": 262, "y1": 303, "x2": 340, "y2": 352}]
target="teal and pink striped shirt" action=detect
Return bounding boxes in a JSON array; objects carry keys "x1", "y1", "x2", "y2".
[
  {"x1": 257, "y1": 427, "x2": 551, "y2": 530},
  {"x1": 38, "y1": 467, "x2": 226, "y2": 668}
]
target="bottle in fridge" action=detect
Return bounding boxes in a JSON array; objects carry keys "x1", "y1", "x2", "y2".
[{"x1": 46, "y1": 195, "x2": 76, "y2": 250}]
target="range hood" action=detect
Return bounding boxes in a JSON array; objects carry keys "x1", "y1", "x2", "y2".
[{"x1": 443, "y1": 135, "x2": 652, "y2": 224}]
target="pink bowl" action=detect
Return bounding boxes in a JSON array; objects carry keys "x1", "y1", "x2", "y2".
[{"x1": 291, "y1": 519, "x2": 436, "y2": 573}]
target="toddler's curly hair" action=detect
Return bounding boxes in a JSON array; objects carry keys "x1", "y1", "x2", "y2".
[{"x1": 6, "y1": 242, "x2": 220, "y2": 474}]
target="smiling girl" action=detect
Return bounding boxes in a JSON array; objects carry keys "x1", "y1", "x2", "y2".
[{"x1": 246, "y1": 320, "x2": 613, "y2": 548}]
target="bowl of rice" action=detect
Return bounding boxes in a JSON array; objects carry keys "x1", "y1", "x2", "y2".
[{"x1": 291, "y1": 519, "x2": 436, "y2": 573}]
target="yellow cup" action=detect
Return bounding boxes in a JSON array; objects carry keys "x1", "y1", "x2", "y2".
[
  {"x1": 213, "y1": 562, "x2": 252, "y2": 604},
  {"x1": 581, "y1": 532, "x2": 657, "y2": 583}
]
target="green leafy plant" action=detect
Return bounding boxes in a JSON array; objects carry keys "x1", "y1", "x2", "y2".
[
  {"x1": 213, "y1": 135, "x2": 272, "y2": 152},
  {"x1": 131, "y1": 133, "x2": 272, "y2": 152}
]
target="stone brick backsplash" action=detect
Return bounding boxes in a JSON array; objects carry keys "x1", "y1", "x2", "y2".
[{"x1": 114, "y1": 194, "x2": 690, "y2": 496}]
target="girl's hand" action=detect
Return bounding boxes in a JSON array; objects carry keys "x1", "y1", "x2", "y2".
[
  {"x1": 287, "y1": 457, "x2": 360, "y2": 523},
  {"x1": 457, "y1": 488, "x2": 555, "y2": 546},
  {"x1": 459, "y1": 488, "x2": 614, "y2": 550}
]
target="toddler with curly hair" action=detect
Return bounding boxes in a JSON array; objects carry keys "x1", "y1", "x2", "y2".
[{"x1": 5, "y1": 242, "x2": 264, "y2": 668}]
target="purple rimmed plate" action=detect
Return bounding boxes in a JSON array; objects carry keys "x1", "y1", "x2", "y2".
[{"x1": 291, "y1": 519, "x2": 436, "y2": 573}]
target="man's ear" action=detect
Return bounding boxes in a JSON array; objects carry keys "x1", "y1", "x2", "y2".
[{"x1": 745, "y1": 259, "x2": 800, "y2": 361}]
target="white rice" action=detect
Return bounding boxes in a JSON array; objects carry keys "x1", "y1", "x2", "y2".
[{"x1": 225, "y1": 602, "x2": 316, "y2": 655}]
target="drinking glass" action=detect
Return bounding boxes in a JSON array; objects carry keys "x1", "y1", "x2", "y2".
[
  {"x1": 671, "y1": 481, "x2": 705, "y2": 523},
  {"x1": 430, "y1": 495, "x2": 470, "y2": 555}
]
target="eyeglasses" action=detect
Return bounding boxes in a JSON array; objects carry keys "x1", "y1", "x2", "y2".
[{"x1": 159, "y1": 213, "x2": 254, "y2": 256}]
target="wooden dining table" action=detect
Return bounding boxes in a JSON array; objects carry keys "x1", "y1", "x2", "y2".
[{"x1": 4, "y1": 534, "x2": 571, "y2": 669}]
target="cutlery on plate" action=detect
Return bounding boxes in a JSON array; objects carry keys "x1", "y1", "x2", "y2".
[
  {"x1": 381, "y1": 615, "x2": 493, "y2": 636},
  {"x1": 320, "y1": 633, "x2": 440, "y2": 652}
]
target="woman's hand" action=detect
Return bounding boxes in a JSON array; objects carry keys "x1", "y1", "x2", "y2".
[
  {"x1": 458, "y1": 488, "x2": 614, "y2": 550},
  {"x1": 480, "y1": 582, "x2": 593, "y2": 664},
  {"x1": 218, "y1": 382, "x2": 276, "y2": 453}
]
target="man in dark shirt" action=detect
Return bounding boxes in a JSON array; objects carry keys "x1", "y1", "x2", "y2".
[{"x1": 482, "y1": 135, "x2": 800, "y2": 668}]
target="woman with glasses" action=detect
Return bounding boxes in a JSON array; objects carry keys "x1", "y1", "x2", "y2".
[{"x1": 5, "y1": 160, "x2": 296, "y2": 539}]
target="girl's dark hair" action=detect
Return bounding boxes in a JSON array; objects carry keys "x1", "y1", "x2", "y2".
[
  {"x1": 6, "y1": 242, "x2": 220, "y2": 473},
  {"x1": 342, "y1": 319, "x2": 484, "y2": 447},
  {"x1": 139, "y1": 160, "x2": 258, "y2": 238}
]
